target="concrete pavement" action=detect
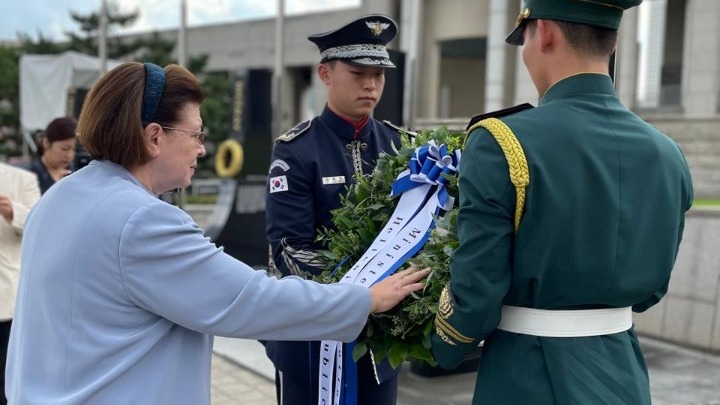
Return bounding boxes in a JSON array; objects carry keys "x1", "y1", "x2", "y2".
[
  {"x1": 211, "y1": 354, "x2": 275, "y2": 405},
  {"x1": 211, "y1": 336, "x2": 720, "y2": 404}
]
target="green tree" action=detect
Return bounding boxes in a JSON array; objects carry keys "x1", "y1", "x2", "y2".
[
  {"x1": 135, "y1": 32, "x2": 175, "y2": 66},
  {"x1": 17, "y1": 31, "x2": 67, "y2": 54},
  {"x1": 0, "y1": 46, "x2": 21, "y2": 158},
  {"x1": 65, "y1": 1, "x2": 140, "y2": 58},
  {"x1": 187, "y1": 54, "x2": 209, "y2": 75},
  {"x1": 133, "y1": 32, "x2": 208, "y2": 74},
  {"x1": 0, "y1": 47, "x2": 19, "y2": 122}
]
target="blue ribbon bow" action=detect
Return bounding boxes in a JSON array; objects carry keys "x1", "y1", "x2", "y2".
[{"x1": 391, "y1": 140, "x2": 461, "y2": 210}]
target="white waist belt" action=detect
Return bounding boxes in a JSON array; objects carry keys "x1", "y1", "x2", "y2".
[{"x1": 497, "y1": 306, "x2": 633, "y2": 337}]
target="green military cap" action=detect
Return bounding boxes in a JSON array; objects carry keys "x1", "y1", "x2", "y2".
[{"x1": 506, "y1": 0, "x2": 643, "y2": 46}]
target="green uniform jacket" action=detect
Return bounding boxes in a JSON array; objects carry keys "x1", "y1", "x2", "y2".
[{"x1": 430, "y1": 74, "x2": 693, "y2": 405}]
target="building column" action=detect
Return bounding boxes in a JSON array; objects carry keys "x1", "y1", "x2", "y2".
[
  {"x1": 484, "y1": 0, "x2": 517, "y2": 111},
  {"x1": 416, "y1": 0, "x2": 442, "y2": 120},
  {"x1": 617, "y1": 8, "x2": 640, "y2": 108},
  {"x1": 400, "y1": 0, "x2": 424, "y2": 127},
  {"x1": 682, "y1": 0, "x2": 720, "y2": 117}
]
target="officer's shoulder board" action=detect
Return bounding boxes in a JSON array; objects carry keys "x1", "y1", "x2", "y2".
[
  {"x1": 276, "y1": 119, "x2": 312, "y2": 143},
  {"x1": 465, "y1": 103, "x2": 534, "y2": 132},
  {"x1": 382, "y1": 120, "x2": 417, "y2": 140}
]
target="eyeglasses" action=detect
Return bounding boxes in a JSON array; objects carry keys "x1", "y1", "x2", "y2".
[{"x1": 161, "y1": 126, "x2": 206, "y2": 145}]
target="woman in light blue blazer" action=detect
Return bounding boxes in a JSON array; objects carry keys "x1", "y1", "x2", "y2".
[{"x1": 5, "y1": 62, "x2": 428, "y2": 405}]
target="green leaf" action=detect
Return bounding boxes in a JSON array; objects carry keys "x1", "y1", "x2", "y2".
[
  {"x1": 365, "y1": 321, "x2": 374, "y2": 338},
  {"x1": 423, "y1": 319, "x2": 435, "y2": 336},
  {"x1": 352, "y1": 342, "x2": 368, "y2": 362},
  {"x1": 388, "y1": 343, "x2": 409, "y2": 369},
  {"x1": 373, "y1": 345, "x2": 388, "y2": 362},
  {"x1": 358, "y1": 228, "x2": 375, "y2": 244},
  {"x1": 409, "y1": 344, "x2": 434, "y2": 362}
]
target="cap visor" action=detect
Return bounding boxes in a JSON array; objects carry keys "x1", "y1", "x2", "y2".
[{"x1": 505, "y1": 25, "x2": 525, "y2": 46}]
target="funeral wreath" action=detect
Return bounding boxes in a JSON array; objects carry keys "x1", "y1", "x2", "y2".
[{"x1": 314, "y1": 127, "x2": 464, "y2": 368}]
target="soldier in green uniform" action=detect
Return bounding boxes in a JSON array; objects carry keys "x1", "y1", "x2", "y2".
[{"x1": 430, "y1": 1, "x2": 694, "y2": 404}]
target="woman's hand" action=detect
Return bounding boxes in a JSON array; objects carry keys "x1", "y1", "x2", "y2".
[
  {"x1": 0, "y1": 195, "x2": 13, "y2": 223},
  {"x1": 369, "y1": 266, "x2": 430, "y2": 314}
]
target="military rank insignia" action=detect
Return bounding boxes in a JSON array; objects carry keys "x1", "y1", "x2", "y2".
[
  {"x1": 277, "y1": 120, "x2": 312, "y2": 143},
  {"x1": 434, "y1": 284, "x2": 474, "y2": 346}
]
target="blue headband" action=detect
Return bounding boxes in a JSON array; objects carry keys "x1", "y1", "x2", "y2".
[{"x1": 141, "y1": 63, "x2": 166, "y2": 126}]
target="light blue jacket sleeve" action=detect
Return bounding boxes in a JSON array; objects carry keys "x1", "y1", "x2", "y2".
[{"x1": 118, "y1": 201, "x2": 371, "y2": 342}]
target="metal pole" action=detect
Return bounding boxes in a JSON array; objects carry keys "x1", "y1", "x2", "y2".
[
  {"x1": 405, "y1": 0, "x2": 423, "y2": 129},
  {"x1": 273, "y1": 0, "x2": 285, "y2": 137},
  {"x1": 99, "y1": 0, "x2": 108, "y2": 76},
  {"x1": 178, "y1": 0, "x2": 188, "y2": 67},
  {"x1": 178, "y1": 0, "x2": 188, "y2": 208}
]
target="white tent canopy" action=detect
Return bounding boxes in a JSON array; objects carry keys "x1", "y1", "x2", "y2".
[{"x1": 19, "y1": 51, "x2": 122, "y2": 132}]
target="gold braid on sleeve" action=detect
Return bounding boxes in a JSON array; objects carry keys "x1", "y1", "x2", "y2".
[
  {"x1": 465, "y1": 118, "x2": 529, "y2": 233},
  {"x1": 434, "y1": 284, "x2": 474, "y2": 346}
]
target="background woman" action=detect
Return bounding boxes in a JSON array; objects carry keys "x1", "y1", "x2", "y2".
[{"x1": 27, "y1": 117, "x2": 77, "y2": 194}]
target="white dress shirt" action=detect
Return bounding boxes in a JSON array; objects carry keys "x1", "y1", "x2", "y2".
[{"x1": 0, "y1": 162, "x2": 40, "y2": 321}]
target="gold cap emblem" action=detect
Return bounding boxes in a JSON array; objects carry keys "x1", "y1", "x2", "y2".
[
  {"x1": 516, "y1": 7, "x2": 531, "y2": 26},
  {"x1": 366, "y1": 21, "x2": 390, "y2": 36}
]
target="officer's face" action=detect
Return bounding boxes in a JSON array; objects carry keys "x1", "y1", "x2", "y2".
[{"x1": 321, "y1": 61, "x2": 385, "y2": 121}]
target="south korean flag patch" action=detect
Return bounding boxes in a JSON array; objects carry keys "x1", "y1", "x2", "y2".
[{"x1": 269, "y1": 175, "x2": 289, "y2": 193}]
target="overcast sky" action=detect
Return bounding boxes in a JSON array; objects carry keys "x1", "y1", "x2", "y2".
[{"x1": 0, "y1": 0, "x2": 360, "y2": 42}]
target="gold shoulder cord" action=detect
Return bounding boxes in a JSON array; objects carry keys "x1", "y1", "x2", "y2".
[
  {"x1": 434, "y1": 119, "x2": 529, "y2": 347},
  {"x1": 466, "y1": 118, "x2": 529, "y2": 233}
]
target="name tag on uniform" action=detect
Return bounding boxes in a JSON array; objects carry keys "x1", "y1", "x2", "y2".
[{"x1": 322, "y1": 176, "x2": 346, "y2": 185}]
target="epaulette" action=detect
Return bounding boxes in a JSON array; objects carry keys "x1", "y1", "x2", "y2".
[
  {"x1": 382, "y1": 120, "x2": 417, "y2": 139},
  {"x1": 466, "y1": 103, "x2": 534, "y2": 131},
  {"x1": 276, "y1": 119, "x2": 312, "y2": 142}
]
